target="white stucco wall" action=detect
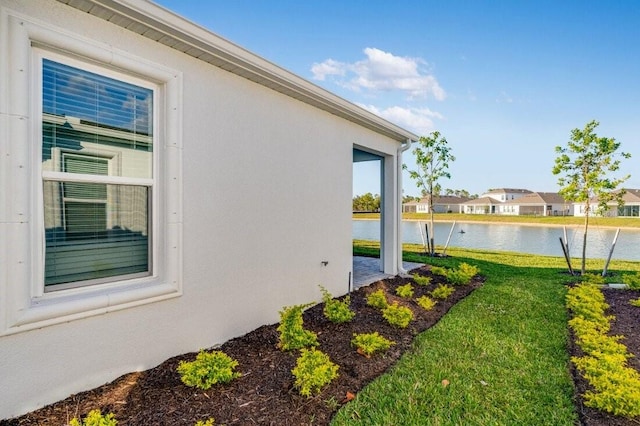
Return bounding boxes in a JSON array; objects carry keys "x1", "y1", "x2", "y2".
[{"x1": 0, "y1": 0, "x2": 403, "y2": 418}]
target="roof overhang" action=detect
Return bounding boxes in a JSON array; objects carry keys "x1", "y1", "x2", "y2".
[{"x1": 56, "y1": 0, "x2": 419, "y2": 143}]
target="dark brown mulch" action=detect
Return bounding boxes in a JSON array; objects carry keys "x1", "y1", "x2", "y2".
[
  {"x1": 570, "y1": 287, "x2": 640, "y2": 426},
  {"x1": 2, "y1": 267, "x2": 483, "y2": 426}
]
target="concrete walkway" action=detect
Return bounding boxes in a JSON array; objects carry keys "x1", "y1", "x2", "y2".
[{"x1": 352, "y1": 256, "x2": 424, "y2": 289}]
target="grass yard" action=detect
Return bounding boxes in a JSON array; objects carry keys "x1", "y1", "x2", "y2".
[{"x1": 333, "y1": 241, "x2": 640, "y2": 425}]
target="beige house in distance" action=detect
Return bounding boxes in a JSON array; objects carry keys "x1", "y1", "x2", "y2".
[
  {"x1": 500, "y1": 192, "x2": 573, "y2": 216},
  {"x1": 574, "y1": 188, "x2": 640, "y2": 217},
  {"x1": 403, "y1": 195, "x2": 471, "y2": 213},
  {"x1": 460, "y1": 188, "x2": 532, "y2": 214}
]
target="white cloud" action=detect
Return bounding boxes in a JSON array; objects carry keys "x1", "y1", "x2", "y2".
[
  {"x1": 310, "y1": 59, "x2": 346, "y2": 81},
  {"x1": 312, "y1": 47, "x2": 446, "y2": 100},
  {"x1": 358, "y1": 104, "x2": 444, "y2": 135}
]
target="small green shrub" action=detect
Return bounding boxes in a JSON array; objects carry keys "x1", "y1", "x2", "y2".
[
  {"x1": 412, "y1": 274, "x2": 431, "y2": 286},
  {"x1": 366, "y1": 289, "x2": 388, "y2": 309},
  {"x1": 572, "y1": 354, "x2": 640, "y2": 417},
  {"x1": 351, "y1": 332, "x2": 395, "y2": 357},
  {"x1": 431, "y1": 284, "x2": 454, "y2": 300},
  {"x1": 447, "y1": 262, "x2": 479, "y2": 285},
  {"x1": 382, "y1": 302, "x2": 413, "y2": 328},
  {"x1": 622, "y1": 272, "x2": 640, "y2": 289},
  {"x1": 416, "y1": 295, "x2": 436, "y2": 311},
  {"x1": 177, "y1": 350, "x2": 241, "y2": 390},
  {"x1": 566, "y1": 283, "x2": 609, "y2": 322},
  {"x1": 395, "y1": 283, "x2": 414, "y2": 298},
  {"x1": 319, "y1": 285, "x2": 355, "y2": 323},
  {"x1": 195, "y1": 419, "x2": 215, "y2": 426},
  {"x1": 430, "y1": 265, "x2": 448, "y2": 277},
  {"x1": 69, "y1": 410, "x2": 117, "y2": 426},
  {"x1": 568, "y1": 282, "x2": 640, "y2": 417},
  {"x1": 631, "y1": 298, "x2": 640, "y2": 307},
  {"x1": 277, "y1": 304, "x2": 318, "y2": 351},
  {"x1": 581, "y1": 273, "x2": 606, "y2": 286},
  {"x1": 292, "y1": 348, "x2": 339, "y2": 397}
]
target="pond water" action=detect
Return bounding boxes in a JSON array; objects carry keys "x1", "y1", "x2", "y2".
[{"x1": 353, "y1": 220, "x2": 640, "y2": 261}]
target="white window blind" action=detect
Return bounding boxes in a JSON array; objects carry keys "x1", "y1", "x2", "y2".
[{"x1": 41, "y1": 58, "x2": 154, "y2": 289}]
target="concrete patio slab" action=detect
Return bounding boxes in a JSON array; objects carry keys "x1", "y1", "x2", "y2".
[{"x1": 352, "y1": 256, "x2": 424, "y2": 289}]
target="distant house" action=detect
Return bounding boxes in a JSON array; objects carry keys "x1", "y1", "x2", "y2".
[
  {"x1": 403, "y1": 195, "x2": 471, "y2": 214},
  {"x1": 461, "y1": 196, "x2": 503, "y2": 214},
  {"x1": 0, "y1": 0, "x2": 418, "y2": 419},
  {"x1": 499, "y1": 192, "x2": 573, "y2": 216},
  {"x1": 461, "y1": 188, "x2": 533, "y2": 215},
  {"x1": 573, "y1": 189, "x2": 640, "y2": 217},
  {"x1": 482, "y1": 188, "x2": 532, "y2": 202}
]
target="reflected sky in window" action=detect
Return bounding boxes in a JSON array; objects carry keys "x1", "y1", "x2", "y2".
[{"x1": 43, "y1": 59, "x2": 153, "y2": 135}]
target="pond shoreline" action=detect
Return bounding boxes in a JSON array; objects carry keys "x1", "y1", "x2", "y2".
[
  {"x1": 354, "y1": 215, "x2": 640, "y2": 231},
  {"x1": 353, "y1": 218, "x2": 640, "y2": 261}
]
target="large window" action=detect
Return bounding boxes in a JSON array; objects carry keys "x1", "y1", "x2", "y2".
[
  {"x1": 2, "y1": 12, "x2": 182, "y2": 335},
  {"x1": 618, "y1": 205, "x2": 640, "y2": 217},
  {"x1": 41, "y1": 56, "x2": 155, "y2": 290}
]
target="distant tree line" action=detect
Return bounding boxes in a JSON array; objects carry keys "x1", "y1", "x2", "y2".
[
  {"x1": 354, "y1": 189, "x2": 478, "y2": 212},
  {"x1": 352, "y1": 193, "x2": 380, "y2": 212}
]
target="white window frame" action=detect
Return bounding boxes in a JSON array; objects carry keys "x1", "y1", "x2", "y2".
[
  {"x1": 0, "y1": 9, "x2": 183, "y2": 335},
  {"x1": 38, "y1": 50, "x2": 156, "y2": 291}
]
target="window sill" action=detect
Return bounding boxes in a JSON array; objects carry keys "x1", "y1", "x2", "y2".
[{"x1": 4, "y1": 279, "x2": 181, "y2": 336}]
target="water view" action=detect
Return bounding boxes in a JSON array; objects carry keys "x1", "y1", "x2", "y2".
[{"x1": 353, "y1": 220, "x2": 640, "y2": 261}]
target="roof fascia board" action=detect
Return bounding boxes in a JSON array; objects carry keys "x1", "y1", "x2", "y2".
[{"x1": 57, "y1": 0, "x2": 418, "y2": 142}]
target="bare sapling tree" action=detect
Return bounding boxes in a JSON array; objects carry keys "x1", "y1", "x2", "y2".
[
  {"x1": 552, "y1": 120, "x2": 631, "y2": 275},
  {"x1": 403, "y1": 131, "x2": 455, "y2": 256}
]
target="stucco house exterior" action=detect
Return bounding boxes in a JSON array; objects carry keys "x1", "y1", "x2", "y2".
[
  {"x1": 461, "y1": 188, "x2": 532, "y2": 214},
  {"x1": 461, "y1": 196, "x2": 503, "y2": 214},
  {"x1": 0, "y1": 0, "x2": 418, "y2": 418},
  {"x1": 403, "y1": 195, "x2": 470, "y2": 214},
  {"x1": 499, "y1": 192, "x2": 573, "y2": 216},
  {"x1": 573, "y1": 188, "x2": 640, "y2": 218},
  {"x1": 481, "y1": 188, "x2": 532, "y2": 202}
]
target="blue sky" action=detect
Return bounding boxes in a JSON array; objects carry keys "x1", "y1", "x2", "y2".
[{"x1": 155, "y1": 0, "x2": 640, "y2": 198}]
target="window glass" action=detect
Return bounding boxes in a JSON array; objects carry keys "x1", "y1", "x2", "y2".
[{"x1": 42, "y1": 58, "x2": 153, "y2": 289}]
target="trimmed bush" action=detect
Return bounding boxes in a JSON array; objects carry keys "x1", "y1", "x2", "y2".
[
  {"x1": 352, "y1": 332, "x2": 395, "y2": 357},
  {"x1": 622, "y1": 272, "x2": 640, "y2": 289},
  {"x1": 447, "y1": 262, "x2": 479, "y2": 285},
  {"x1": 319, "y1": 285, "x2": 355, "y2": 323},
  {"x1": 69, "y1": 410, "x2": 117, "y2": 426},
  {"x1": 567, "y1": 283, "x2": 640, "y2": 417},
  {"x1": 395, "y1": 283, "x2": 414, "y2": 298},
  {"x1": 582, "y1": 273, "x2": 606, "y2": 286},
  {"x1": 277, "y1": 304, "x2": 318, "y2": 351},
  {"x1": 412, "y1": 274, "x2": 431, "y2": 286},
  {"x1": 177, "y1": 350, "x2": 241, "y2": 390},
  {"x1": 416, "y1": 295, "x2": 436, "y2": 311},
  {"x1": 382, "y1": 302, "x2": 413, "y2": 328},
  {"x1": 366, "y1": 289, "x2": 388, "y2": 309},
  {"x1": 429, "y1": 266, "x2": 448, "y2": 277},
  {"x1": 292, "y1": 348, "x2": 339, "y2": 397},
  {"x1": 431, "y1": 284, "x2": 454, "y2": 300}
]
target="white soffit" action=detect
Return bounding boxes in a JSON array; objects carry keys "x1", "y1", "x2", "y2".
[{"x1": 56, "y1": 0, "x2": 419, "y2": 143}]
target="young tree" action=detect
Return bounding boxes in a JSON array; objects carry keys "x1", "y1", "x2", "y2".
[
  {"x1": 403, "y1": 131, "x2": 455, "y2": 256},
  {"x1": 552, "y1": 120, "x2": 631, "y2": 275}
]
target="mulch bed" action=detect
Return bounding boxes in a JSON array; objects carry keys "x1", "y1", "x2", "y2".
[
  {"x1": 2, "y1": 266, "x2": 483, "y2": 426},
  {"x1": 570, "y1": 287, "x2": 640, "y2": 426},
  {"x1": 5, "y1": 273, "x2": 640, "y2": 425}
]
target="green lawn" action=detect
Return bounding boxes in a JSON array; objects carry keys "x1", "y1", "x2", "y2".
[{"x1": 332, "y1": 242, "x2": 640, "y2": 425}]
